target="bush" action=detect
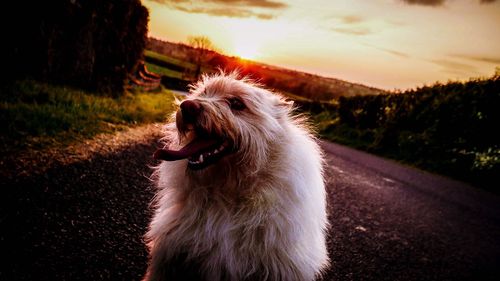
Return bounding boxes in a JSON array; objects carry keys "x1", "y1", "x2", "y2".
[{"x1": 318, "y1": 74, "x2": 500, "y2": 191}]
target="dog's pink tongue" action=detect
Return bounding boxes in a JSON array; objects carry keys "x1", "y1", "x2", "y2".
[{"x1": 153, "y1": 138, "x2": 219, "y2": 161}]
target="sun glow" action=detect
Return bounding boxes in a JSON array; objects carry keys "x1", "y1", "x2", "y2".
[
  {"x1": 231, "y1": 41, "x2": 261, "y2": 60},
  {"x1": 218, "y1": 17, "x2": 299, "y2": 61},
  {"x1": 144, "y1": 0, "x2": 500, "y2": 90}
]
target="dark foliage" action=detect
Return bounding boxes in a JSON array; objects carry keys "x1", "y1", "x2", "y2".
[
  {"x1": 160, "y1": 76, "x2": 191, "y2": 92},
  {"x1": 294, "y1": 100, "x2": 338, "y2": 114},
  {"x1": 2, "y1": 0, "x2": 149, "y2": 96}
]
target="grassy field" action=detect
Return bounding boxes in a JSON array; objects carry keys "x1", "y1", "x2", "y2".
[
  {"x1": 145, "y1": 62, "x2": 183, "y2": 79},
  {"x1": 144, "y1": 49, "x2": 325, "y2": 103},
  {"x1": 147, "y1": 38, "x2": 385, "y2": 101},
  {"x1": 144, "y1": 50, "x2": 195, "y2": 70},
  {"x1": 144, "y1": 50, "x2": 213, "y2": 81},
  {"x1": 0, "y1": 80, "x2": 176, "y2": 153}
]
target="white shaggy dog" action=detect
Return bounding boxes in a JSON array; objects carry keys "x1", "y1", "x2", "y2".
[{"x1": 143, "y1": 73, "x2": 329, "y2": 281}]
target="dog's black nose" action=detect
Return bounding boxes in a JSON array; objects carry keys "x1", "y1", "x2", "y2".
[{"x1": 180, "y1": 99, "x2": 202, "y2": 123}]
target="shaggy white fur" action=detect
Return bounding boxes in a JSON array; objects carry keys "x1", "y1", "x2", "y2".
[{"x1": 143, "y1": 73, "x2": 329, "y2": 281}]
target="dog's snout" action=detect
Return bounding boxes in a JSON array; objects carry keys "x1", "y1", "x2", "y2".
[{"x1": 180, "y1": 100, "x2": 202, "y2": 123}]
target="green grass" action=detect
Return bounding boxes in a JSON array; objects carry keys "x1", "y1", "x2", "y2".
[
  {"x1": 144, "y1": 50, "x2": 195, "y2": 70},
  {"x1": 145, "y1": 62, "x2": 183, "y2": 79},
  {"x1": 144, "y1": 50, "x2": 214, "y2": 81},
  {"x1": 0, "y1": 80, "x2": 176, "y2": 152}
]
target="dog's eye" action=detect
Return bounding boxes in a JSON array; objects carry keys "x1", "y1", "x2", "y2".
[{"x1": 228, "y1": 97, "x2": 246, "y2": 111}]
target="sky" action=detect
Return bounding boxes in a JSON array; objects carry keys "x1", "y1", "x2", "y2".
[{"x1": 141, "y1": 0, "x2": 500, "y2": 90}]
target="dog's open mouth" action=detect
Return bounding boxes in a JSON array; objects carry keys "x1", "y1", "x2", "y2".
[{"x1": 153, "y1": 137, "x2": 232, "y2": 170}]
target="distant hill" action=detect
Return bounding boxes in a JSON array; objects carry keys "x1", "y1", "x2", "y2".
[{"x1": 146, "y1": 38, "x2": 385, "y2": 102}]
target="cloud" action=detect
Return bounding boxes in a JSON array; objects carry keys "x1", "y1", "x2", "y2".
[
  {"x1": 332, "y1": 27, "x2": 372, "y2": 36},
  {"x1": 329, "y1": 14, "x2": 371, "y2": 36},
  {"x1": 149, "y1": 0, "x2": 188, "y2": 4},
  {"x1": 149, "y1": 0, "x2": 286, "y2": 8},
  {"x1": 430, "y1": 59, "x2": 478, "y2": 75},
  {"x1": 340, "y1": 15, "x2": 364, "y2": 24},
  {"x1": 382, "y1": 49, "x2": 409, "y2": 58},
  {"x1": 364, "y1": 44, "x2": 410, "y2": 58},
  {"x1": 208, "y1": 0, "x2": 287, "y2": 9},
  {"x1": 174, "y1": 5, "x2": 275, "y2": 19},
  {"x1": 148, "y1": 0, "x2": 287, "y2": 19},
  {"x1": 451, "y1": 54, "x2": 500, "y2": 65},
  {"x1": 361, "y1": 43, "x2": 410, "y2": 58},
  {"x1": 400, "y1": 0, "x2": 445, "y2": 6},
  {"x1": 399, "y1": 0, "x2": 497, "y2": 6}
]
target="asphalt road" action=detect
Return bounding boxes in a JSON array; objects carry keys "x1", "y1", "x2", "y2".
[
  {"x1": 320, "y1": 141, "x2": 500, "y2": 281},
  {"x1": 1, "y1": 135, "x2": 499, "y2": 280}
]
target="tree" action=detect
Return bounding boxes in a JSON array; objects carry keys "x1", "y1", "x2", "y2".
[
  {"x1": 187, "y1": 36, "x2": 215, "y2": 80},
  {"x1": 2, "y1": 0, "x2": 149, "y2": 96}
]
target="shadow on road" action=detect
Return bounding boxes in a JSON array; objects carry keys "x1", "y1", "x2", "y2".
[{"x1": 1, "y1": 142, "x2": 158, "y2": 281}]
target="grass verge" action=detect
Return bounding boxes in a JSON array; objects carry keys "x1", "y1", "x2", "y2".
[
  {"x1": 0, "y1": 80, "x2": 176, "y2": 153},
  {"x1": 144, "y1": 50, "x2": 195, "y2": 70},
  {"x1": 145, "y1": 62, "x2": 183, "y2": 79}
]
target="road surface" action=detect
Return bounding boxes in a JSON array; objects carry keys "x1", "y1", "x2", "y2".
[
  {"x1": 320, "y1": 141, "x2": 500, "y2": 281},
  {"x1": 1, "y1": 128, "x2": 499, "y2": 280}
]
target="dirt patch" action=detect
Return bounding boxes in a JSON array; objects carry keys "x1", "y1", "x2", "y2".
[{"x1": 1, "y1": 123, "x2": 165, "y2": 180}]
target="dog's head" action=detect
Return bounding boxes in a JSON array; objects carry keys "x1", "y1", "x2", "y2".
[{"x1": 154, "y1": 72, "x2": 294, "y2": 173}]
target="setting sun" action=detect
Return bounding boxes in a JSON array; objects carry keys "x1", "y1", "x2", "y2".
[
  {"x1": 143, "y1": 0, "x2": 500, "y2": 90},
  {"x1": 231, "y1": 42, "x2": 261, "y2": 60}
]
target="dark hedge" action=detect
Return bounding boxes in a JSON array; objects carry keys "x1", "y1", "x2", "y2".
[{"x1": 3, "y1": 0, "x2": 149, "y2": 96}]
